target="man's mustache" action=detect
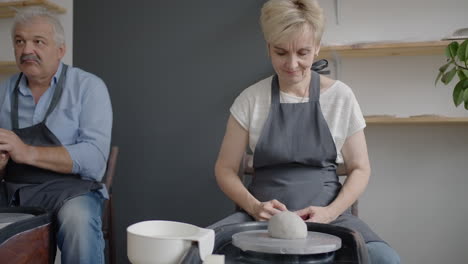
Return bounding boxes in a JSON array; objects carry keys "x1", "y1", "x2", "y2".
[{"x1": 20, "y1": 54, "x2": 41, "y2": 64}]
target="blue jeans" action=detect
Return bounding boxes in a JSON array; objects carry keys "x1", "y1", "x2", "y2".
[
  {"x1": 56, "y1": 191, "x2": 105, "y2": 264},
  {"x1": 367, "y1": 241, "x2": 401, "y2": 264}
]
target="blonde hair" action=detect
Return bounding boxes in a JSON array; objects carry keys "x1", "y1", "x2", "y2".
[{"x1": 260, "y1": 0, "x2": 325, "y2": 45}]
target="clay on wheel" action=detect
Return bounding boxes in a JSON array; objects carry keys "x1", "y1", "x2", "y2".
[{"x1": 268, "y1": 211, "x2": 307, "y2": 239}]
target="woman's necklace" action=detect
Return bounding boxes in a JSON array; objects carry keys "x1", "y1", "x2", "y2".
[
  {"x1": 279, "y1": 74, "x2": 311, "y2": 103},
  {"x1": 281, "y1": 86, "x2": 309, "y2": 103},
  {"x1": 299, "y1": 87, "x2": 309, "y2": 103}
]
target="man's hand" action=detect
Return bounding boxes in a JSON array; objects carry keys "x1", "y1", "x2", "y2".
[
  {"x1": 0, "y1": 128, "x2": 31, "y2": 165},
  {"x1": 0, "y1": 151, "x2": 9, "y2": 170},
  {"x1": 295, "y1": 206, "x2": 337, "y2": 224},
  {"x1": 251, "y1": 199, "x2": 288, "y2": 221}
]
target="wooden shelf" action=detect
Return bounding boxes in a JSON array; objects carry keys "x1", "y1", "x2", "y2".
[
  {"x1": 318, "y1": 41, "x2": 451, "y2": 59},
  {"x1": 0, "y1": 61, "x2": 18, "y2": 74},
  {"x1": 365, "y1": 116, "x2": 468, "y2": 125},
  {"x1": 0, "y1": 0, "x2": 66, "y2": 18}
]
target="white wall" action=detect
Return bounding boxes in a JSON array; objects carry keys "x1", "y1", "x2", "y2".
[
  {"x1": 319, "y1": 0, "x2": 468, "y2": 44},
  {"x1": 0, "y1": 0, "x2": 73, "y2": 80},
  {"x1": 317, "y1": 0, "x2": 468, "y2": 263}
]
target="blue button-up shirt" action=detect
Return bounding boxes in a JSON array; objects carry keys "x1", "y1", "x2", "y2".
[{"x1": 0, "y1": 63, "x2": 113, "y2": 191}]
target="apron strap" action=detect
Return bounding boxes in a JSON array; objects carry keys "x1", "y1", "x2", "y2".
[
  {"x1": 270, "y1": 75, "x2": 280, "y2": 105},
  {"x1": 309, "y1": 70, "x2": 320, "y2": 101},
  {"x1": 44, "y1": 64, "x2": 68, "y2": 120},
  {"x1": 11, "y1": 64, "x2": 68, "y2": 129},
  {"x1": 11, "y1": 73, "x2": 23, "y2": 130}
]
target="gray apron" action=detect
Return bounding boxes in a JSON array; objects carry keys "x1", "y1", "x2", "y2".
[
  {"x1": 3, "y1": 64, "x2": 102, "y2": 213},
  {"x1": 249, "y1": 71, "x2": 382, "y2": 243}
]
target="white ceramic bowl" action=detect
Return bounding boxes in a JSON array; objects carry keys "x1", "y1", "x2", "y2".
[{"x1": 127, "y1": 220, "x2": 214, "y2": 264}]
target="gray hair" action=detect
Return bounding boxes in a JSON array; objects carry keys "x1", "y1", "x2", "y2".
[
  {"x1": 11, "y1": 6, "x2": 65, "y2": 46},
  {"x1": 260, "y1": 0, "x2": 325, "y2": 45}
]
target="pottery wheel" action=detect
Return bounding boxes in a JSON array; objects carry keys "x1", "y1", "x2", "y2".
[
  {"x1": 0, "y1": 213, "x2": 35, "y2": 229},
  {"x1": 232, "y1": 230, "x2": 341, "y2": 255}
]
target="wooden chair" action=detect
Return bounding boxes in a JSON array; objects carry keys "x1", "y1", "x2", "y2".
[
  {"x1": 102, "y1": 146, "x2": 119, "y2": 264},
  {"x1": 239, "y1": 153, "x2": 358, "y2": 216}
]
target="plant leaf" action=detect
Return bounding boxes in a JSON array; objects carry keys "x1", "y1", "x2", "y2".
[
  {"x1": 463, "y1": 82, "x2": 468, "y2": 101},
  {"x1": 453, "y1": 80, "x2": 465, "y2": 106},
  {"x1": 448, "y1": 42, "x2": 459, "y2": 59},
  {"x1": 459, "y1": 79, "x2": 468, "y2": 110},
  {"x1": 439, "y1": 62, "x2": 451, "y2": 73},
  {"x1": 462, "y1": 69, "x2": 468, "y2": 78},
  {"x1": 445, "y1": 45, "x2": 451, "y2": 58},
  {"x1": 465, "y1": 87, "x2": 468, "y2": 110},
  {"x1": 457, "y1": 40, "x2": 467, "y2": 61},
  {"x1": 464, "y1": 39, "x2": 468, "y2": 63},
  {"x1": 442, "y1": 67, "x2": 457, "y2": 85},
  {"x1": 458, "y1": 69, "x2": 467, "y2": 80},
  {"x1": 463, "y1": 89, "x2": 468, "y2": 102},
  {"x1": 436, "y1": 62, "x2": 453, "y2": 85}
]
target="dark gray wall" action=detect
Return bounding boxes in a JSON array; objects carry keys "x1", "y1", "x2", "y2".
[{"x1": 73, "y1": 1, "x2": 271, "y2": 263}]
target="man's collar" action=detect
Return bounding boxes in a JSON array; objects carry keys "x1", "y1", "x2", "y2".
[
  {"x1": 52, "y1": 62, "x2": 64, "y2": 85},
  {"x1": 18, "y1": 62, "x2": 63, "y2": 96}
]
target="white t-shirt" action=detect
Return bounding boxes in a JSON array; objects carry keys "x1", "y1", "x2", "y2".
[{"x1": 230, "y1": 76, "x2": 366, "y2": 164}]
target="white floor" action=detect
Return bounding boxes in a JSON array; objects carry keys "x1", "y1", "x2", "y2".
[{"x1": 54, "y1": 248, "x2": 61, "y2": 264}]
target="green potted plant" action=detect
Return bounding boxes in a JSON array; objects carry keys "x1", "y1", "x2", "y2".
[{"x1": 436, "y1": 39, "x2": 468, "y2": 110}]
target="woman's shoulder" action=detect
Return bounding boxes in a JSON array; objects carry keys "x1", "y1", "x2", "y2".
[
  {"x1": 320, "y1": 74, "x2": 336, "y2": 91},
  {"x1": 320, "y1": 75, "x2": 355, "y2": 99},
  {"x1": 237, "y1": 75, "x2": 273, "y2": 100}
]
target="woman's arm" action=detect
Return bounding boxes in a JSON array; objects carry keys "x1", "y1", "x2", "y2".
[
  {"x1": 215, "y1": 115, "x2": 258, "y2": 214},
  {"x1": 327, "y1": 130, "x2": 371, "y2": 219},
  {"x1": 295, "y1": 129, "x2": 370, "y2": 223},
  {"x1": 215, "y1": 115, "x2": 286, "y2": 220}
]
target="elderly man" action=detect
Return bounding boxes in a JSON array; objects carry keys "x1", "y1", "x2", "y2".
[{"x1": 0, "y1": 7, "x2": 112, "y2": 264}]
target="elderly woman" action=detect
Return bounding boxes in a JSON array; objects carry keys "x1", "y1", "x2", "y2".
[{"x1": 212, "y1": 0, "x2": 400, "y2": 263}]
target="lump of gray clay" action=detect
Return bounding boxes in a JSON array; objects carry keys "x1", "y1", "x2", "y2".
[{"x1": 268, "y1": 211, "x2": 307, "y2": 239}]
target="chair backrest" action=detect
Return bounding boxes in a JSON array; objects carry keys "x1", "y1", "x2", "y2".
[
  {"x1": 102, "y1": 146, "x2": 119, "y2": 264},
  {"x1": 239, "y1": 153, "x2": 358, "y2": 216},
  {"x1": 238, "y1": 153, "x2": 254, "y2": 184},
  {"x1": 103, "y1": 146, "x2": 119, "y2": 190}
]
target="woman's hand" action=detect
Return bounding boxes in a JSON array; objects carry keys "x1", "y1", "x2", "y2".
[
  {"x1": 251, "y1": 199, "x2": 288, "y2": 221},
  {"x1": 295, "y1": 206, "x2": 337, "y2": 224}
]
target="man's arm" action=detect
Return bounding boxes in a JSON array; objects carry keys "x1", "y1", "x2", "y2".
[
  {"x1": 63, "y1": 76, "x2": 112, "y2": 181},
  {"x1": 27, "y1": 146, "x2": 73, "y2": 173},
  {"x1": 0, "y1": 75, "x2": 112, "y2": 181},
  {"x1": 0, "y1": 130, "x2": 72, "y2": 174},
  {"x1": 0, "y1": 78, "x2": 11, "y2": 177}
]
